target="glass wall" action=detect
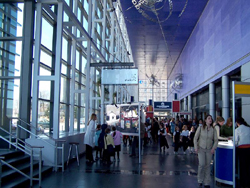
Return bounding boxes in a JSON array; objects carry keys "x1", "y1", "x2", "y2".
[
  {"x1": 0, "y1": 3, "x2": 23, "y2": 128},
  {"x1": 0, "y1": 0, "x2": 132, "y2": 138}
]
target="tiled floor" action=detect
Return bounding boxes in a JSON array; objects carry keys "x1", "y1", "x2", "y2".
[{"x1": 34, "y1": 135, "x2": 233, "y2": 188}]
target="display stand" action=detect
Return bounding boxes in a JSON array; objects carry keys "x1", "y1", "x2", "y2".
[{"x1": 232, "y1": 81, "x2": 250, "y2": 188}]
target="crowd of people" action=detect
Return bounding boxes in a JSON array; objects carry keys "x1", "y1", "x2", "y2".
[{"x1": 84, "y1": 113, "x2": 250, "y2": 187}]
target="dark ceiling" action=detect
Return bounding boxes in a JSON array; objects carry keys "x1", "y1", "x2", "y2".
[{"x1": 120, "y1": 0, "x2": 209, "y2": 81}]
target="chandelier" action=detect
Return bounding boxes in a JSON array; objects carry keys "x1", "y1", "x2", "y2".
[{"x1": 131, "y1": 0, "x2": 188, "y2": 23}]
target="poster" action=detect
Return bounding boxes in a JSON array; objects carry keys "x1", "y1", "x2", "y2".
[{"x1": 106, "y1": 103, "x2": 140, "y2": 134}]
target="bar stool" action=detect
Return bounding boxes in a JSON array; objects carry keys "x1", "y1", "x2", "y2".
[{"x1": 67, "y1": 142, "x2": 80, "y2": 166}]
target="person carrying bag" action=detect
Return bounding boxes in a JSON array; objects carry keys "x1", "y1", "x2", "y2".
[{"x1": 194, "y1": 115, "x2": 218, "y2": 188}]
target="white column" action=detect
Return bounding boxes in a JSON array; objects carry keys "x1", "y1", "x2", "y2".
[
  {"x1": 188, "y1": 95, "x2": 192, "y2": 119},
  {"x1": 85, "y1": 0, "x2": 93, "y2": 124},
  {"x1": 32, "y1": 2, "x2": 42, "y2": 135},
  {"x1": 69, "y1": 0, "x2": 78, "y2": 133},
  {"x1": 184, "y1": 97, "x2": 187, "y2": 111},
  {"x1": 222, "y1": 75, "x2": 230, "y2": 121},
  {"x1": 53, "y1": 2, "x2": 63, "y2": 138},
  {"x1": 209, "y1": 83, "x2": 215, "y2": 120}
]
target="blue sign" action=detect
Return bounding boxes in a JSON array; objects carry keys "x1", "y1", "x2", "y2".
[
  {"x1": 154, "y1": 101, "x2": 172, "y2": 110},
  {"x1": 139, "y1": 80, "x2": 143, "y2": 84}
]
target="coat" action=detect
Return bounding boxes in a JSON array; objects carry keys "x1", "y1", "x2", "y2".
[
  {"x1": 194, "y1": 126, "x2": 218, "y2": 151},
  {"x1": 84, "y1": 120, "x2": 96, "y2": 147},
  {"x1": 98, "y1": 124, "x2": 108, "y2": 149}
]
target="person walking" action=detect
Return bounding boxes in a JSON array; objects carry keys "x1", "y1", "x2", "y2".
[
  {"x1": 194, "y1": 115, "x2": 218, "y2": 188},
  {"x1": 84, "y1": 113, "x2": 97, "y2": 163},
  {"x1": 98, "y1": 124, "x2": 108, "y2": 160},
  {"x1": 173, "y1": 126, "x2": 181, "y2": 155},
  {"x1": 111, "y1": 126, "x2": 123, "y2": 161},
  {"x1": 158, "y1": 123, "x2": 169, "y2": 152},
  {"x1": 170, "y1": 118, "x2": 176, "y2": 136},
  {"x1": 104, "y1": 128, "x2": 115, "y2": 164},
  {"x1": 189, "y1": 126, "x2": 196, "y2": 153},
  {"x1": 94, "y1": 124, "x2": 102, "y2": 160},
  {"x1": 180, "y1": 125, "x2": 189, "y2": 154}
]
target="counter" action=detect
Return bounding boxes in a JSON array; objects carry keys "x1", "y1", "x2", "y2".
[{"x1": 215, "y1": 141, "x2": 233, "y2": 185}]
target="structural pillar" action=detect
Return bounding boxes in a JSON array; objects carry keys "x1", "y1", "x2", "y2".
[
  {"x1": 184, "y1": 97, "x2": 187, "y2": 119},
  {"x1": 241, "y1": 62, "x2": 250, "y2": 124},
  {"x1": 209, "y1": 83, "x2": 215, "y2": 120},
  {"x1": 188, "y1": 95, "x2": 192, "y2": 120},
  {"x1": 222, "y1": 75, "x2": 230, "y2": 121},
  {"x1": 19, "y1": 1, "x2": 35, "y2": 138}
]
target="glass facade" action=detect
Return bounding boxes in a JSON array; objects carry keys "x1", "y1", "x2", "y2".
[
  {"x1": 0, "y1": 3, "x2": 23, "y2": 127},
  {"x1": 0, "y1": 1, "x2": 132, "y2": 138}
]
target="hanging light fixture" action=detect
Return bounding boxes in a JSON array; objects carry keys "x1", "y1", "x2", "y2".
[{"x1": 130, "y1": 0, "x2": 188, "y2": 23}]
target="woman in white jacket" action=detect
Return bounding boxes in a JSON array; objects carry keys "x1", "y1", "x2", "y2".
[{"x1": 84, "y1": 113, "x2": 97, "y2": 163}]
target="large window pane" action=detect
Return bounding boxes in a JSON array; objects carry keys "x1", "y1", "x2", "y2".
[
  {"x1": 76, "y1": 50, "x2": 80, "y2": 70},
  {"x1": 38, "y1": 81, "x2": 51, "y2": 100},
  {"x1": 0, "y1": 3, "x2": 24, "y2": 37},
  {"x1": 80, "y1": 107, "x2": 85, "y2": 131},
  {"x1": 61, "y1": 63, "x2": 67, "y2": 75},
  {"x1": 38, "y1": 100, "x2": 50, "y2": 133},
  {"x1": 40, "y1": 50, "x2": 52, "y2": 67},
  {"x1": 0, "y1": 41, "x2": 22, "y2": 77},
  {"x1": 41, "y1": 18, "x2": 53, "y2": 51},
  {"x1": 80, "y1": 92, "x2": 85, "y2": 106},
  {"x1": 60, "y1": 76, "x2": 67, "y2": 103},
  {"x1": 74, "y1": 106, "x2": 78, "y2": 131},
  {"x1": 62, "y1": 37, "x2": 68, "y2": 61},
  {"x1": 39, "y1": 66, "x2": 51, "y2": 76},
  {"x1": 0, "y1": 79, "x2": 20, "y2": 126},
  {"x1": 81, "y1": 56, "x2": 87, "y2": 73},
  {"x1": 59, "y1": 104, "x2": 66, "y2": 132}
]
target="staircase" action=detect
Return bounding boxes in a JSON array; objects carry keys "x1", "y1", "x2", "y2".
[{"x1": 0, "y1": 149, "x2": 52, "y2": 188}]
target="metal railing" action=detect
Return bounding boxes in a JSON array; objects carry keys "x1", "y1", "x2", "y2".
[
  {"x1": 0, "y1": 128, "x2": 43, "y2": 187},
  {"x1": 0, "y1": 156, "x2": 4, "y2": 188},
  {"x1": 9, "y1": 117, "x2": 65, "y2": 172}
]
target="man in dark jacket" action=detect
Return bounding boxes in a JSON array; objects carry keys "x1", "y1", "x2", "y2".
[{"x1": 98, "y1": 124, "x2": 108, "y2": 160}]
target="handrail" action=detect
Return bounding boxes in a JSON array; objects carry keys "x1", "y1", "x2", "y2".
[
  {"x1": 0, "y1": 133, "x2": 43, "y2": 187},
  {"x1": 8, "y1": 117, "x2": 65, "y2": 172},
  {"x1": 0, "y1": 157, "x2": 4, "y2": 188}
]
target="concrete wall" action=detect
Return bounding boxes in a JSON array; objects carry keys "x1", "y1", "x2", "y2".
[{"x1": 169, "y1": 0, "x2": 250, "y2": 100}]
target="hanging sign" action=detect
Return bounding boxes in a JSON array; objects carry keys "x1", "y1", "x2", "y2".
[{"x1": 102, "y1": 69, "x2": 138, "y2": 84}]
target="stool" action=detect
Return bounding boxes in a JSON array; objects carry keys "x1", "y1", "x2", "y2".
[{"x1": 67, "y1": 142, "x2": 80, "y2": 166}]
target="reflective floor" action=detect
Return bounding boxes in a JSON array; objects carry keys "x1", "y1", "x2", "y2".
[{"x1": 34, "y1": 135, "x2": 233, "y2": 188}]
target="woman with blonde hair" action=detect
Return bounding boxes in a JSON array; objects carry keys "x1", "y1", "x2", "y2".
[
  {"x1": 84, "y1": 113, "x2": 97, "y2": 163},
  {"x1": 213, "y1": 116, "x2": 228, "y2": 141},
  {"x1": 220, "y1": 117, "x2": 233, "y2": 137}
]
